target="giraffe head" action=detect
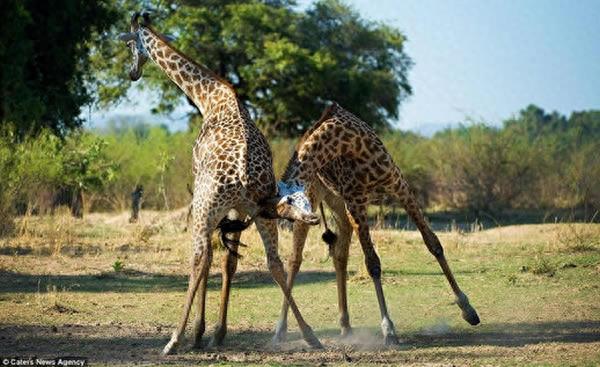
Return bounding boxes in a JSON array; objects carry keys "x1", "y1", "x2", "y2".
[
  {"x1": 118, "y1": 13, "x2": 149, "y2": 81},
  {"x1": 118, "y1": 12, "x2": 175, "y2": 81},
  {"x1": 277, "y1": 182, "x2": 319, "y2": 224},
  {"x1": 258, "y1": 182, "x2": 319, "y2": 225}
]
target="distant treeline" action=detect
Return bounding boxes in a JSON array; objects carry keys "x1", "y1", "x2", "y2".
[{"x1": 0, "y1": 104, "x2": 598, "y2": 233}]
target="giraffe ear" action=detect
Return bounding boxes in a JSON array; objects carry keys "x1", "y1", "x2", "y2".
[
  {"x1": 118, "y1": 32, "x2": 136, "y2": 42},
  {"x1": 130, "y1": 12, "x2": 140, "y2": 31},
  {"x1": 141, "y1": 11, "x2": 152, "y2": 25}
]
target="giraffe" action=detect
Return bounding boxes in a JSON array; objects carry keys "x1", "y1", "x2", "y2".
[
  {"x1": 117, "y1": 13, "x2": 322, "y2": 354},
  {"x1": 270, "y1": 102, "x2": 481, "y2": 345}
]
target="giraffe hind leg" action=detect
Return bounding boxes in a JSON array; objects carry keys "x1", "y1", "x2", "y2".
[
  {"x1": 165, "y1": 195, "x2": 226, "y2": 354},
  {"x1": 323, "y1": 191, "x2": 353, "y2": 338},
  {"x1": 346, "y1": 201, "x2": 400, "y2": 345},
  {"x1": 191, "y1": 255, "x2": 210, "y2": 349},
  {"x1": 164, "y1": 240, "x2": 213, "y2": 355},
  {"x1": 394, "y1": 178, "x2": 480, "y2": 325},
  {"x1": 273, "y1": 186, "x2": 323, "y2": 344}
]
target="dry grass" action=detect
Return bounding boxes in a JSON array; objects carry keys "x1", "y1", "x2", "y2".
[
  {"x1": 556, "y1": 221, "x2": 600, "y2": 253},
  {"x1": 0, "y1": 211, "x2": 599, "y2": 366}
]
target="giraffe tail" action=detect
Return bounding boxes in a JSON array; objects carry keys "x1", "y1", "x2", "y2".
[{"x1": 217, "y1": 217, "x2": 251, "y2": 258}]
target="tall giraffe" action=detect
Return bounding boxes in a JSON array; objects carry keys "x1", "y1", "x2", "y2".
[
  {"x1": 118, "y1": 13, "x2": 322, "y2": 354},
  {"x1": 271, "y1": 102, "x2": 480, "y2": 345}
]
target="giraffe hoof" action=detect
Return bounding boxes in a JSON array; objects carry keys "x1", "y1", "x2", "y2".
[
  {"x1": 456, "y1": 292, "x2": 480, "y2": 325},
  {"x1": 209, "y1": 327, "x2": 226, "y2": 347},
  {"x1": 306, "y1": 336, "x2": 323, "y2": 349},
  {"x1": 462, "y1": 305, "x2": 481, "y2": 325},
  {"x1": 192, "y1": 321, "x2": 206, "y2": 349},
  {"x1": 302, "y1": 328, "x2": 323, "y2": 349},
  {"x1": 340, "y1": 327, "x2": 353, "y2": 339},
  {"x1": 272, "y1": 320, "x2": 287, "y2": 344},
  {"x1": 384, "y1": 334, "x2": 400, "y2": 346},
  {"x1": 162, "y1": 338, "x2": 178, "y2": 356},
  {"x1": 191, "y1": 338, "x2": 203, "y2": 350}
]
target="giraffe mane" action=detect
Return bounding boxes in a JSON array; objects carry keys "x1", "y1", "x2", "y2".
[
  {"x1": 140, "y1": 24, "x2": 237, "y2": 94},
  {"x1": 297, "y1": 102, "x2": 338, "y2": 148}
]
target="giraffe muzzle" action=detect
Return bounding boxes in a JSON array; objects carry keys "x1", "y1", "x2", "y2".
[
  {"x1": 276, "y1": 203, "x2": 320, "y2": 225},
  {"x1": 129, "y1": 68, "x2": 142, "y2": 81}
]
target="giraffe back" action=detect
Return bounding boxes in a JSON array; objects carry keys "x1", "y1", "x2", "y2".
[
  {"x1": 192, "y1": 99, "x2": 276, "y2": 204},
  {"x1": 298, "y1": 103, "x2": 404, "y2": 198}
]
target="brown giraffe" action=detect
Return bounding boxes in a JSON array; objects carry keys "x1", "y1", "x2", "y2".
[
  {"x1": 118, "y1": 13, "x2": 322, "y2": 354},
  {"x1": 271, "y1": 102, "x2": 481, "y2": 345}
]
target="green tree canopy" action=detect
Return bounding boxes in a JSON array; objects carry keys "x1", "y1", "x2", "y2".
[
  {"x1": 503, "y1": 104, "x2": 568, "y2": 140},
  {"x1": 0, "y1": 0, "x2": 117, "y2": 138},
  {"x1": 93, "y1": 0, "x2": 412, "y2": 137}
]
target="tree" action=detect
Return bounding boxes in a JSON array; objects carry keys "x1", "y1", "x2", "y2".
[
  {"x1": 431, "y1": 124, "x2": 541, "y2": 214},
  {"x1": 92, "y1": 0, "x2": 412, "y2": 137},
  {"x1": 503, "y1": 104, "x2": 567, "y2": 141},
  {"x1": 60, "y1": 131, "x2": 117, "y2": 216},
  {"x1": 0, "y1": 0, "x2": 117, "y2": 138}
]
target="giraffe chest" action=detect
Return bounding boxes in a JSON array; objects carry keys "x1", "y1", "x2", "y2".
[{"x1": 193, "y1": 127, "x2": 244, "y2": 178}]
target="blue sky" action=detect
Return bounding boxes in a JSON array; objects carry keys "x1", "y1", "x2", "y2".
[{"x1": 92, "y1": 0, "x2": 600, "y2": 135}]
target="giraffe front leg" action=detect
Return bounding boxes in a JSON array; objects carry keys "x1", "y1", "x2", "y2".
[
  {"x1": 163, "y1": 243, "x2": 212, "y2": 355},
  {"x1": 191, "y1": 267, "x2": 209, "y2": 349},
  {"x1": 324, "y1": 193, "x2": 354, "y2": 338},
  {"x1": 255, "y1": 218, "x2": 322, "y2": 349},
  {"x1": 273, "y1": 221, "x2": 309, "y2": 344},
  {"x1": 429, "y1": 231, "x2": 480, "y2": 325}
]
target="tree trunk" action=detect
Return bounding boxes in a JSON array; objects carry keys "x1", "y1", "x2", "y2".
[
  {"x1": 70, "y1": 188, "x2": 83, "y2": 218},
  {"x1": 129, "y1": 185, "x2": 144, "y2": 223}
]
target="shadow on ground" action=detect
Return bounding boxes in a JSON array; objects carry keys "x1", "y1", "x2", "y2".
[
  {"x1": 0, "y1": 269, "x2": 336, "y2": 293},
  {"x1": 0, "y1": 321, "x2": 598, "y2": 364},
  {"x1": 0, "y1": 267, "x2": 483, "y2": 294}
]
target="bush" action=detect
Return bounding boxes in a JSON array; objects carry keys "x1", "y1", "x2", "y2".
[
  {"x1": 1, "y1": 104, "x2": 598, "y2": 221},
  {"x1": 430, "y1": 124, "x2": 542, "y2": 213},
  {"x1": 0, "y1": 126, "x2": 116, "y2": 223}
]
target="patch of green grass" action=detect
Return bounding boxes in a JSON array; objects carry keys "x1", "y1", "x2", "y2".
[
  {"x1": 0, "y1": 214, "x2": 599, "y2": 366},
  {"x1": 111, "y1": 259, "x2": 125, "y2": 273},
  {"x1": 522, "y1": 255, "x2": 557, "y2": 277}
]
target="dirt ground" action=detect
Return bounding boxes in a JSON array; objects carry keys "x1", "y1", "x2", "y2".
[{"x1": 2, "y1": 321, "x2": 600, "y2": 366}]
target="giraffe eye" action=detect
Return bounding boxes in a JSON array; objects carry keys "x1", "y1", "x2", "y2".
[{"x1": 286, "y1": 197, "x2": 293, "y2": 205}]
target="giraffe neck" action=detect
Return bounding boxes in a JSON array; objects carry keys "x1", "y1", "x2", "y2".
[
  {"x1": 281, "y1": 107, "x2": 341, "y2": 188},
  {"x1": 281, "y1": 150, "x2": 312, "y2": 188},
  {"x1": 139, "y1": 26, "x2": 236, "y2": 116}
]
